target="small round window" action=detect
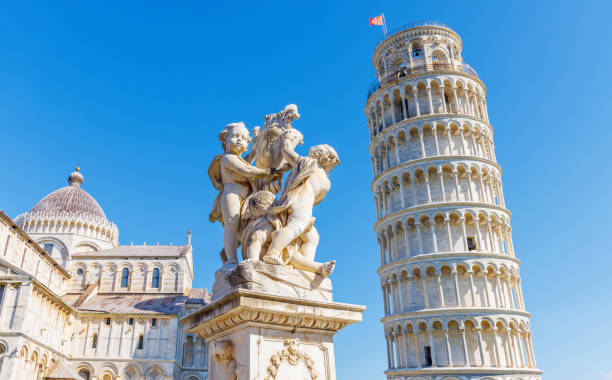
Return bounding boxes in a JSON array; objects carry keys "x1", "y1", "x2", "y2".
[
  {"x1": 413, "y1": 49, "x2": 422, "y2": 58},
  {"x1": 77, "y1": 268, "x2": 84, "y2": 275}
]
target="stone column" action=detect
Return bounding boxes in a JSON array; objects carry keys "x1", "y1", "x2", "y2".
[
  {"x1": 453, "y1": 170, "x2": 461, "y2": 200},
  {"x1": 470, "y1": 128, "x2": 478, "y2": 156},
  {"x1": 424, "y1": 174, "x2": 432, "y2": 203},
  {"x1": 517, "y1": 332, "x2": 526, "y2": 368},
  {"x1": 468, "y1": 271, "x2": 477, "y2": 306},
  {"x1": 386, "y1": 335, "x2": 393, "y2": 368},
  {"x1": 380, "y1": 100, "x2": 387, "y2": 129},
  {"x1": 393, "y1": 138, "x2": 401, "y2": 166},
  {"x1": 421, "y1": 274, "x2": 430, "y2": 309},
  {"x1": 432, "y1": 127, "x2": 440, "y2": 155},
  {"x1": 517, "y1": 280, "x2": 526, "y2": 310},
  {"x1": 528, "y1": 334, "x2": 537, "y2": 368},
  {"x1": 452, "y1": 270, "x2": 461, "y2": 306},
  {"x1": 439, "y1": 168, "x2": 447, "y2": 201},
  {"x1": 413, "y1": 89, "x2": 421, "y2": 116},
  {"x1": 410, "y1": 176, "x2": 418, "y2": 206},
  {"x1": 390, "y1": 279, "x2": 398, "y2": 314},
  {"x1": 493, "y1": 328, "x2": 502, "y2": 366},
  {"x1": 496, "y1": 275, "x2": 505, "y2": 308},
  {"x1": 389, "y1": 334, "x2": 396, "y2": 368},
  {"x1": 460, "y1": 328, "x2": 470, "y2": 366},
  {"x1": 497, "y1": 224, "x2": 506, "y2": 253},
  {"x1": 415, "y1": 224, "x2": 424, "y2": 254},
  {"x1": 390, "y1": 95, "x2": 397, "y2": 125},
  {"x1": 446, "y1": 127, "x2": 453, "y2": 154},
  {"x1": 403, "y1": 222, "x2": 411, "y2": 257},
  {"x1": 400, "y1": 89, "x2": 407, "y2": 119},
  {"x1": 418, "y1": 130, "x2": 426, "y2": 158},
  {"x1": 406, "y1": 276, "x2": 416, "y2": 309},
  {"x1": 445, "y1": 217, "x2": 453, "y2": 251},
  {"x1": 459, "y1": 128, "x2": 467, "y2": 155},
  {"x1": 427, "y1": 86, "x2": 434, "y2": 114},
  {"x1": 414, "y1": 331, "x2": 422, "y2": 367},
  {"x1": 428, "y1": 330, "x2": 438, "y2": 367},
  {"x1": 487, "y1": 219, "x2": 496, "y2": 253},
  {"x1": 429, "y1": 220, "x2": 438, "y2": 252},
  {"x1": 474, "y1": 218, "x2": 482, "y2": 251},
  {"x1": 440, "y1": 86, "x2": 448, "y2": 113},
  {"x1": 524, "y1": 333, "x2": 534, "y2": 368},
  {"x1": 381, "y1": 284, "x2": 389, "y2": 315},
  {"x1": 483, "y1": 272, "x2": 491, "y2": 307},
  {"x1": 436, "y1": 272, "x2": 445, "y2": 307},
  {"x1": 443, "y1": 328, "x2": 453, "y2": 367},
  {"x1": 398, "y1": 178, "x2": 406, "y2": 208},
  {"x1": 378, "y1": 236, "x2": 386, "y2": 266},
  {"x1": 467, "y1": 173, "x2": 475, "y2": 201},
  {"x1": 396, "y1": 275, "x2": 405, "y2": 313},
  {"x1": 476, "y1": 328, "x2": 486, "y2": 366},
  {"x1": 459, "y1": 217, "x2": 468, "y2": 251},
  {"x1": 478, "y1": 175, "x2": 487, "y2": 203},
  {"x1": 394, "y1": 332, "x2": 402, "y2": 368},
  {"x1": 506, "y1": 329, "x2": 517, "y2": 368}
]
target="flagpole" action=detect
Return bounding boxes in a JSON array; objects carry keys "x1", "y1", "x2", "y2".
[{"x1": 382, "y1": 13, "x2": 388, "y2": 37}]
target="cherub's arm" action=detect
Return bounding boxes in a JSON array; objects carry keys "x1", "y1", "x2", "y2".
[
  {"x1": 280, "y1": 137, "x2": 301, "y2": 168},
  {"x1": 244, "y1": 126, "x2": 261, "y2": 164},
  {"x1": 223, "y1": 155, "x2": 271, "y2": 178}
]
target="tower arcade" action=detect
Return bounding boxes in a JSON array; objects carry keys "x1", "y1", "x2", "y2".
[{"x1": 365, "y1": 21, "x2": 542, "y2": 380}]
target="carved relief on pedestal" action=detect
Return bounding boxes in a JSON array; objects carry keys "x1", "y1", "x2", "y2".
[
  {"x1": 212, "y1": 340, "x2": 237, "y2": 380},
  {"x1": 265, "y1": 338, "x2": 318, "y2": 380}
]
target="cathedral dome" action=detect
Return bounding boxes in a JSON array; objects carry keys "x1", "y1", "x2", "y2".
[
  {"x1": 28, "y1": 168, "x2": 108, "y2": 225},
  {"x1": 15, "y1": 168, "x2": 119, "y2": 247}
]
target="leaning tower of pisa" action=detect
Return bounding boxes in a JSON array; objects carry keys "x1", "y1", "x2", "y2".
[{"x1": 365, "y1": 22, "x2": 542, "y2": 379}]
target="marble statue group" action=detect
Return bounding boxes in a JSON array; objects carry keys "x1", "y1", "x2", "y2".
[{"x1": 208, "y1": 104, "x2": 337, "y2": 277}]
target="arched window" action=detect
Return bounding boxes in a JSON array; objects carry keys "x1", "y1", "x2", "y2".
[
  {"x1": 120, "y1": 268, "x2": 130, "y2": 288},
  {"x1": 92, "y1": 334, "x2": 98, "y2": 349},
  {"x1": 137, "y1": 335, "x2": 144, "y2": 350},
  {"x1": 78, "y1": 369, "x2": 91, "y2": 380},
  {"x1": 183, "y1": 336, "x2": 194, "y2": 366},
  {"x1": 152, "y1": 268, "x2": 160, "y2": 289}
]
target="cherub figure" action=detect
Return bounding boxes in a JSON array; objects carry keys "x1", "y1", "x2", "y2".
[
  {"x1": 209, "y1": 122, "x2": 275, "y2": 265},
  {"x1": 213, "y1": 341, "x2": 237, "y2": 380},
  {"x1": 260, "y1": 144, "x2": 340, "y2": 277}
]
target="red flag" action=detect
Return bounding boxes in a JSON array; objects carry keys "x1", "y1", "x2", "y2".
[{"x1": 369, "y1": 15, "x2": 383, "y2": 26}]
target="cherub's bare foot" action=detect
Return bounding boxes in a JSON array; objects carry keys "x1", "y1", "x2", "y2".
[
  {"x1": 318, "y1": 260, "x2": 336, "y2": 277},
  {"x1": 262, "y1": 254, "x2": 283, "y2": 265}
]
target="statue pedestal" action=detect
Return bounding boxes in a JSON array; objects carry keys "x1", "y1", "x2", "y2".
[{"x1": 182, "y1": 263, "x2": 364, "y2": 380}]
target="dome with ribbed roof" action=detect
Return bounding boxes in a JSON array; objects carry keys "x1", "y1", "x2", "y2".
[
  {"x1": 15, "y1": 168, "x2": 118, "y2": 246},
  {"x1": 27, "y1": 168, "x2": 108, "y2": 225}
]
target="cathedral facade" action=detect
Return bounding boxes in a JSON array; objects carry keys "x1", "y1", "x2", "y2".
[
  {"x1": 365, "y1": 22, "x2": 542, "y2": 379},
  {"x1": 0, "y1": 168, "x2": 209, "y2": 380}
]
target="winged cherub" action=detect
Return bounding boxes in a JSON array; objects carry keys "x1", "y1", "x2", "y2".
[{"x1": 209, "y1": 122, "x2": 276, "y2": 265}]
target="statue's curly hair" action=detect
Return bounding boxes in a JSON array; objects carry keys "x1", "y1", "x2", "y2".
[
  {"x1": 308, "y1": 144, "x2": 340, "y2": 169},
  {"x1": 218, "y1": 122, "x2": 251, "y2": 152}
]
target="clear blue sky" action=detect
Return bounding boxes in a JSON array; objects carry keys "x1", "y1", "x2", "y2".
[{"x1": 1, "y1": 1, "x2": 611, "y2": 379}]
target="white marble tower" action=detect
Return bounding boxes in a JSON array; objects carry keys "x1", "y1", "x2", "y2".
[{"x1": 364, "y1": 22, "x2": 542, "y2": 379}]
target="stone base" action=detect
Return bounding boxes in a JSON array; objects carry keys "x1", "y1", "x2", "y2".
[
  {"x1": 212, "y1": 260, "x2": 333, "y2": 302},
  {"x1": 182, "y1": 289, "x2": 364, "y2": 380}
]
